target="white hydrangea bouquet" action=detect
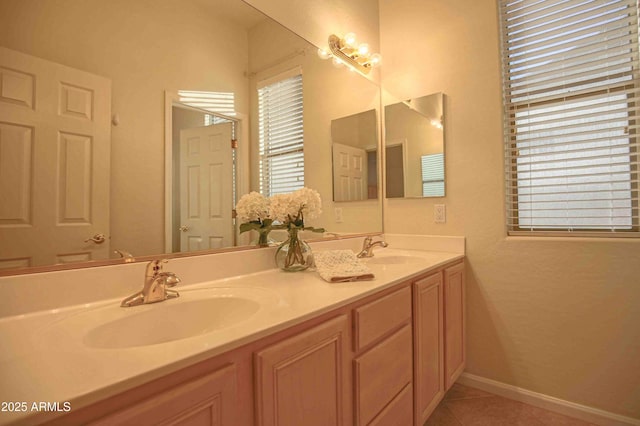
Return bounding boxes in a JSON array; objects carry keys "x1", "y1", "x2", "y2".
[
  {"x1": 235, "y1": 188, "x2": 325, "y2": 271},
  {"x1": 235, "y1": 191, "x2": 273, "y2": 247}
]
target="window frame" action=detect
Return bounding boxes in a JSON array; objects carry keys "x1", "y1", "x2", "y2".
[
  {"x1": 499, "y1": 0, "x2": 640, "y2": 237},
  {"x1": 257, "y1": 68, "x2": 304, "y2": 197}
]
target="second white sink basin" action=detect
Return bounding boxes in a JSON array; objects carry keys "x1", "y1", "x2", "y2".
[{"x1": 366, "y1": 255, "x2": 425, "y2": 265}]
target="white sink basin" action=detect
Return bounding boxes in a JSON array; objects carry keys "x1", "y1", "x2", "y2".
[
  {"x1": 46, "y1": 287, "x2": 279, "y2": 349},
  {"x1": 366, "y1": 255, "x2": 425, "y2": 265}
]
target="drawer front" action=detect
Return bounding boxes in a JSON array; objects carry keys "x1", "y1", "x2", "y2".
[
  {"x1": 354, "y1": 324, "x2": 413, "y2": 425},
  {"x1": 354, "y1": 286, "x2": 411, "y2": 351},
  {"x1": 369, "y1": 383, "x2": 413, "y2": 426}
]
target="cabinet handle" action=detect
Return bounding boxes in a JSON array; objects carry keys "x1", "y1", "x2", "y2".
[{"x1": 179, "y1": 225, "x2": 190, "y2": 232}]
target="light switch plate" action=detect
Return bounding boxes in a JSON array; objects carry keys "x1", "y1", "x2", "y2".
[
  {"x1": 334, "y1": 207, "x2": 343, "y2": 223},
  {"x1": 434, "y1": 204, "x2": 446, "y2": 223}
]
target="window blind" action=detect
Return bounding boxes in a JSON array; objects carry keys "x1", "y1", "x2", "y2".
[
  {"x1": 258, "y1": 72, "x2": 304, "y2": 196},
  {"x1": 499, "y1": 0, "x2": 640, "y2": 236},
  {"x1": 178, "y1": 90, "x2": 236, "y2": 117},
  {"x1": 421, "y1": 153, "x2": 445, "y2": 197}
]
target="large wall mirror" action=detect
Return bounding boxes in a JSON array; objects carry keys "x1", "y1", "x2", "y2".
[
  {"x1": 385, "y1": 92, "x2": 445, "y2": 198},
  {"x1": 0, "y1": 0, "x2": 382, "y2": 275}
]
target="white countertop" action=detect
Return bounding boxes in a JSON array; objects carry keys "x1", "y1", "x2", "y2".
[{"x1": 0, "y1": 241, "x2": 463, "y2": 425}]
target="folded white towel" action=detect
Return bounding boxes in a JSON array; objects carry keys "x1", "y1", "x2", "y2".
[{"x1": 313, "y1": 250, "x2": 375, "y2": 283}]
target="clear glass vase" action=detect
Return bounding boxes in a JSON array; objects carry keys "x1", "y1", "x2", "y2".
[
  {"x1": 275, "y1": 227, "x2": 312, "y2": 272},
  {"x1": 257, "y1": 229, "x2": 271, "y2": 247}
]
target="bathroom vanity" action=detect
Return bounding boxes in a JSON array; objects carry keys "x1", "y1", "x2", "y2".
[{"x1": 0, "y1": 235, "x2": 464, "y2": 426}]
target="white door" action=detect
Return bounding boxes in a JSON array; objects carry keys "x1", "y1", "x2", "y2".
[
  {"x1": 0, "y1": 47, "x2": 111, "y2": 269},
  {"x1": 179, "y1": 123, "x2": 234, "y2": 252},
  {"x1": 332, "y1": 142, "x2": 367, "y2": 201}
]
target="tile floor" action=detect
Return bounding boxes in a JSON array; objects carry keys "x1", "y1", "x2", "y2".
[{"x1": 424, "y1": 384, "x2": 596, "y2": 426}]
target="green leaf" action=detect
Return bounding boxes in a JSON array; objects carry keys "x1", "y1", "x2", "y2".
[
  {"x1": 303, "y1": 226, "x2": 326, "y2": 233},
  {"x1": 239, "y1": 222, "x2": 264, "y2": 234}
]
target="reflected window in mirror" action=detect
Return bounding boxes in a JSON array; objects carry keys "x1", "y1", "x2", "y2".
[
  {"x1": 385, "y1": 93, "x2": 445, "y2": 199},
  {"x1": 421, "y1": 153, "x2": 444, "y2": 197},
  {"x1": 258, "y1": 70, "x2": 304, "y2": 196}
]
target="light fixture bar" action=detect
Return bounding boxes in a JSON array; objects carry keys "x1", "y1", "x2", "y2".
[{"x1": 327, "y1": 34, "x2": 379, "y2": 75}]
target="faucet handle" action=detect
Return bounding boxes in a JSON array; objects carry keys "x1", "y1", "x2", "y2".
[
  {"x1": 158, "y1": 272, "x2": 181, "y2": 288},
  {"x1": 146, "y1": 259, "x2": 168, "y2": 276}
]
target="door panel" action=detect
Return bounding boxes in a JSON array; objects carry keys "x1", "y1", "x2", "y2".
[
  {"x1": 0, "y1": 47, "x2": 111, "y2": 268},
  {"x1": 179, "y1": 123, "x2": 233, "y2": 252},
  {"x1": 332, "y1": 142, "x2": 367, "y2": 201}
]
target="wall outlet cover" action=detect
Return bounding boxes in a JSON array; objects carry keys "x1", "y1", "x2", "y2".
[{"x1": 434, "y1": 204, "x2": 446, "y2": 223}]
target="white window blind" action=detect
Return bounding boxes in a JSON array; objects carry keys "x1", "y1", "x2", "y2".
[
  {"x1": 178, "y1": 90, "x2": 236, "y2": 116},
  {"x1": 421, "y1": 153, "x2": 445, "y2": 197},
  {"x1": 258, "y1": 71, "x2": 304, "y2": 196},
  {"x1": 499, "y1": 0, "x2": 640, "y2": 236}
]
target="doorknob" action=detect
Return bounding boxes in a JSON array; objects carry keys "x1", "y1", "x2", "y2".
[
  {"x1": 85, "y1": 233, "x2": 107, "y2": 244},
  {"x1": 179, "y1": 225, "x2": 190, "y2": 232}
]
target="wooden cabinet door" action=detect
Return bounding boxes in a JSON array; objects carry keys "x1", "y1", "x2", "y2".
[
  {"x1": 444, "y1": 262, "x2": 466, "y2": 390},
  {"x1": 354, "y1": 324, "x2": 413, "y2": 425},
  {"x1": 254, "y1": 315, "x2": 351, "y2": 426},
  {"x1": 413, "y1": 272, "x2": 445, "y2": 425},
  {"x1": 89, "y1": 364, "x2": 237, "y2": 426}
]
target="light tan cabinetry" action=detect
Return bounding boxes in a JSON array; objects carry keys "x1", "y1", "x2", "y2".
[
  {"x1": 254, "y1": 315, "x2": 351, "y2": 426},
  {"x1": 413, "y1": 272, "x2": 445, "y2": 425},
  {"x1": 89, "y1": 364, "x2": 237, "y2": 426},
  {"x1": 413, "y1": 260, "x2": 466, "y2": 424},
  {"x1": 353, "y1": 287, "x2": 414, "y2": 426},
  {"x1": 49, "y1": 259, "x2": 465, "y2": 426},
  {"x1": 444, "y1": 262, "x2": 466, "y2": 390}
]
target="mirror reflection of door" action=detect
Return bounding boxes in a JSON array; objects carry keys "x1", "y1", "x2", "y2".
[
  {"x1": 0, "y1": 47, "x2": 111, "y2": 268},
  {"x1": 178, "y1": 122, "x2": 234, "y2": 252},
  {"x1": 385, "y1": 141, "x2": 407, "y2": 198},
  {"x1": 332, "y1": 143, "x2": 367, "y2": 201},
  {"x1": 330, "y1": 109, "x2": 378, "y2": 202}
]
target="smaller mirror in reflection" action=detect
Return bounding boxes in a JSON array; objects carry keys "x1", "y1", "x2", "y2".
[
  {"x1": 385, "y1": 92, "x2": 445, "y2": 198},
  {"x1": 331, "y1": 109, "x2": 379, "y2": 202}
]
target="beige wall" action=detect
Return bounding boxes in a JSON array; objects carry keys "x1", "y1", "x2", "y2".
[
  {"x1": 0, "y1": 0, "x2": 249, "y2": 257},
  {"x1": 380, "y1": 0, "x2": 640, "y2": 419}
]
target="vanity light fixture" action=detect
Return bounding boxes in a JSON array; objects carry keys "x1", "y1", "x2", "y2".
[{"x1": 317, "y1": 33, "x2": 381, "y2": 75}]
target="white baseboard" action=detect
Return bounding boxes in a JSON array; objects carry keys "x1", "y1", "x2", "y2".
[{"x1": 458, "y1": 373, "x2": 640, "y2": 426}]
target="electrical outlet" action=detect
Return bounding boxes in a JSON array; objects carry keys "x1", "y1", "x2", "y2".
[
  {"x1": 434, "y1": 204, "x2": 446, "y2": 223},
  {"x1": 334, "y1": 207, "x2": 343, "y2": 223}
]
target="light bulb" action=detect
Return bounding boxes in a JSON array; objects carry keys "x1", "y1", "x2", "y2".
[
  {"x1": 344, "y1": 32, "x2": 357, "y2": 47},
  {"x1": 369, "y1": 53, "x2": 382, "y2": 67},
  {"x1": 317, "y1": 48, "x2": 331, "y2": 60},
  {"x1": 332, "y1": 57, "x2": 344, "y2": 68},
  {"x1": 357, "y1": 43, "x2": 369, "y2": 55}
]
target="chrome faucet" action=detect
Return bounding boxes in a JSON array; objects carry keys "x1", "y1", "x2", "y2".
[
  {"x1": 357, "y1": 236, "x2": 389, "y2": 258},
  {"x1": 120, "y1": 259, "x2": 181, "y2": 307}
]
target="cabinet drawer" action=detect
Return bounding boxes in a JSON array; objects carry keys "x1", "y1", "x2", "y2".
[
  {"x1": 369, "y1": 383, "x2": 413, "y2": 426},
  {"x1": 354, "y1": 286, "x2": 411, "y2": 351},
  {"x1": 354, "y1": 324, "x2": 413, "y2": 425}
]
